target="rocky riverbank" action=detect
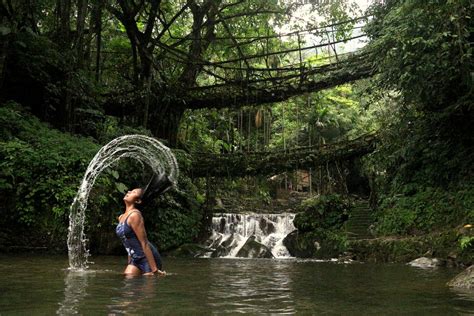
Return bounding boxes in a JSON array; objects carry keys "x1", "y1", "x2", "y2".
[{"x1": 347, "y1": 230, "x2": 473, "y2": 266}]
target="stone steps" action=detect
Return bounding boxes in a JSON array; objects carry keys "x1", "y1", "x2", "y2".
[{"x1": 346, "y1": 200, "x2": 374, "y2": 240}]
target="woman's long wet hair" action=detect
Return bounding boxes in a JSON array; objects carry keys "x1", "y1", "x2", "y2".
[{"x1": 136, "y1": 172, "x2": 173, "y2": 210}]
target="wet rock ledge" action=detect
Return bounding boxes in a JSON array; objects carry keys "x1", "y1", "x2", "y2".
[{"x1": 447, "y1": 265, "x2": 474, "y2": 290}]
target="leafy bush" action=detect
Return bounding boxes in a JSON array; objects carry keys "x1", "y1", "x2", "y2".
[
  {"x1": 289, "y1": 194, "x2": 352, "y2": 258},
  {"x1": 294, "y1": 194, "x2": 351, "y2": 232},
  {"x1": 0, "y1": 102, "x2": 204, "y2": 252},
  {"x1": 459, "y1": 236, "x2": 474, "y2": 252},
  {"x1": 361, "y1": 0, "x2": 473, "y2": 241},
  {"x1": 374, "y1": 184, "x2": 474, "y2": 236},
  {"x1": 365, "y1": 0, "x2": 472, "y2": 112},
  {"x1": 145, "y1": 169, "x2": 204, "y2": 251},
  {"x1": 0, "y1": 102, "x2": 100, "y2": 248}
]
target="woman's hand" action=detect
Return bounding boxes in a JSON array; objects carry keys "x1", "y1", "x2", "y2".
[{"x1": 143, "y1": 269, "x2": 166, "y2": 276}]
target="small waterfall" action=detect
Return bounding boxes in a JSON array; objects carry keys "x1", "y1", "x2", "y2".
[
  {"x1": 67, "y1": 135, "x2": 178, "y2": 270},
  {"x1": 205, "y1": 213, "x2": 296, "y2": 258}
]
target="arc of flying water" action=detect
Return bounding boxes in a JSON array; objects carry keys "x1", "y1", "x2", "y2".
[{"x1": 67, "y1": 135, "x2": 179, "y2": 270}]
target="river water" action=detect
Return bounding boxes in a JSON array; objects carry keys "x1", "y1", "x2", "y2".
[{"x1": 0, "y1": 254, "x2": 472, "y2": 315}]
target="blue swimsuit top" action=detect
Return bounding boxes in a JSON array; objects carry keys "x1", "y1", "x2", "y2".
[{"x1": 116, "y1": 211, "x2": 145, "y2": 260}]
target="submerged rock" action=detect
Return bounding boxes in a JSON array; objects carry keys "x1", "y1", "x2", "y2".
[
  {"x1": 259, "y1": 217, "x2": 276, "y2": 235},
  {"x1": 236, "y1": 236, "x2": 274, "y2": 258},
  {"x1": 210, "y1": 234, "x2": 239, "y2": 257},
  {"x1": 447, "y1": 265, "x2": 474, "y2": 289},
  {"x1": 211, "y1": 244, "x2": 231, "y2": 258},
  {"x1": 283, "y1": 230, "x2": 323, "y2": 258},
  {"x1": 283, "y1": 230, "x2": 311, "y2": 257},
  {"x1": 408, "y1": 257, "x2": 443, "y2": 269},
  {"x1": 166, "y1": 243, "x2": 209, "y2": 258},
  {"x1": 221, "y1": 234, "x2": 236, "y2": 248},
  {"x1": 206, "y1": 234, "x2": 223, "y2": 249}
]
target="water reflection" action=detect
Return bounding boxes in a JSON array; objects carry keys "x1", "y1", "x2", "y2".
[
  {"x1": 207, "y1": 259, "x2": 295, "y2": 314},
  {"x1": 449, "y1": 287, "x2": 474, "y2": 316},
  {"x1": 56, "y1": 270, "x2": 91, "y2": 315},
  {"x1": 107, "y1": 276, "x2": 157, "y2": 315}
]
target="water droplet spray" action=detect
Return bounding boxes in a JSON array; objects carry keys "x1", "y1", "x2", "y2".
[{"x1": 67, "y1": 135, "x2": 178, "y2": 270}]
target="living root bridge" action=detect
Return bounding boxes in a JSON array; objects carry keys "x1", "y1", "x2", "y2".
[
  {"x1": 192, "y1": 133, "x2": 378, "y2": 178},
  {"x1": 183, "y1": 52, "x2": 373, "y2": 110}
]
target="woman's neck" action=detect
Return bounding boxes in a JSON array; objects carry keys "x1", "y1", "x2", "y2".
[{"x1": 124, "y1": 203, "x2": 136, "y2": 213}]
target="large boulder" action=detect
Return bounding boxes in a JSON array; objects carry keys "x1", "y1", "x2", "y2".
[
  {"x1": 236, "y1": 236, "x2": 274, "y2": 258},
  {"x1": 408, "y1": 257, "x2": 444, "y2": 269},
  {"x1": 283, "y1": 230, "x2": 344, "y2": 259},
  {"x1": 211, "y1": 244, "x2": 231, "y2": 258},
  {"x1": 447, "y1": 265, "x2": 474, "y2": 289},
  {"x1": 205, "y1": 234, "x2": 223, "y2": 249},
  {"x1": 210, "y1": 234, "x2": 239, "y2": 257},
  {"x1": 283, "y1": 230, "x2": 316, "y2": 258},
  {"x1": 165, "y1": 243, "x2": 209, "y2": 258},
  {"x1": 259, "y1": 217, "x2": 276, "y2": 235}
]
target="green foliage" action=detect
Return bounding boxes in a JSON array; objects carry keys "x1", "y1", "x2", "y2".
[
  {"x1": 179, "y1": 108, "x2": 238, "y2": 153},
  {"x1": 365, "y1": 0, "x2": 473, "y2": 111},
  {"x1": 0, "y1": 102, "x2": 204, "y2": 251},
  {"x1": 0, "y1": 102, "x2": 100, "y2": 246},
  {"x1": 294, "y1": 194, "x2": 351, "y2": 232},
  {"x1": 3, "y1": 0, "x2": 473, "y2": 259},
  {"x1": 290, "y1": 194, "x2": 352, "y2": 258},
  {"x1": 8, "y1": 32, "x2": 102, "y2": 116},
  {"x1": 458, "y1": 235, "x2": 474, "y2": 261},
  {"x1": 287, "y1": 227, "x2": 348, "y2": 259},
  {"x1": 374, "y1": 184, "x2": 474, "y2": 236},
  {"x1": 459, "y1": 236, "x2": 474, "y2": 252},
  {"x1": 349, "y1": 230, "x2": 466, "y2": 263},
  {"x1": 360, "y1": 0, "x2": 473, "y2": 240},
  {"x1": 270, "y1": 82, "x2": 375, "y2": 150},
  {"x1": 146, "y1": 174, "x2": 203, "y2": 250},
  {"x1": 97, "y1": 116, "x2": 152, "y2": 144}
]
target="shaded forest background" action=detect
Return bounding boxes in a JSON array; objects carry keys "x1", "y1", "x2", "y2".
[{"x1": 0, "y1": 0, "x2": 472, "y2": 257}]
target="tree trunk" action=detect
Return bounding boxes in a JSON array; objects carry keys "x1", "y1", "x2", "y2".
[
  {"x1": 94, "y1": 0, "x2": 104, "y2": 82},
  {"x1": 56, "y1": 0, "x2": 72, "y2": 131},
  {"x1": 57, "y1": 0, "x2": 71, "y2": 45},
  {"x1": 57, "y1": 71, "x2": 73, "y2": 131},
  {"x1": 75, "y1": 0, "x2": 88, "y2": 68},
  {"x1": 130, "y1": 39, "x2": 138, "y2": 84},
  {"x1": 0, "y1": 13, "x2": 9, "y2": 94},
  {"x1": 143, "y1": 73, "x2": 151, "y2": 128},
  {"x1": 178, "y1": 0, "x2": 220, "y2": 87},
  {"x1": 149, "y1": 102, "x2": 185, "y2": 147}
]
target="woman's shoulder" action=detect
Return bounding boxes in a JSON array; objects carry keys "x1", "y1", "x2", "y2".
[
  {"x1": 118, "y1": 210, "x2": 142, "y2": 222},
  {"x1": 127, "y1": 209, "x2": 143, "y2": 220},
  {"x1": 126, "y1": 210, "x2": 143, "y2": 227}
]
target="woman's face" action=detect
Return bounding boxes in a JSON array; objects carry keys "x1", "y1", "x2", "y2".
[{"x1": 123, "y1": 188, "x2": 143, "y2": 204}]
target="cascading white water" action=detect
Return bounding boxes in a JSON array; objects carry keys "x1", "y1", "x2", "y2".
[
  {"x1": 205, "y1": 213, "x2": 296, "y2": 258},
  {"x1": 67, "y1": 135, "x2": 178, "y2": 270}
]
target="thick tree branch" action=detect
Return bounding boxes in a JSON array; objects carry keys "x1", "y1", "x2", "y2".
[
  {"x1": 156, "y1": 3, "x2": 189, "y2": 41},
  {"x1": 178, "y1": 0, "x2": 221, "y2": 86},
  {"x1": 217, "y1": 11, "x2": 250, "y2": 68},
  {"x1": 219, "y1": 0, "x2": 245, "y2": 12},
  {"x1": 144, "y1": 0, "x2": 160, "y2": 41}
]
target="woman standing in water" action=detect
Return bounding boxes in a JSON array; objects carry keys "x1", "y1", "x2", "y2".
[{"x1": 116, "y1": 174, "x2": 171, "y2": 276}]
